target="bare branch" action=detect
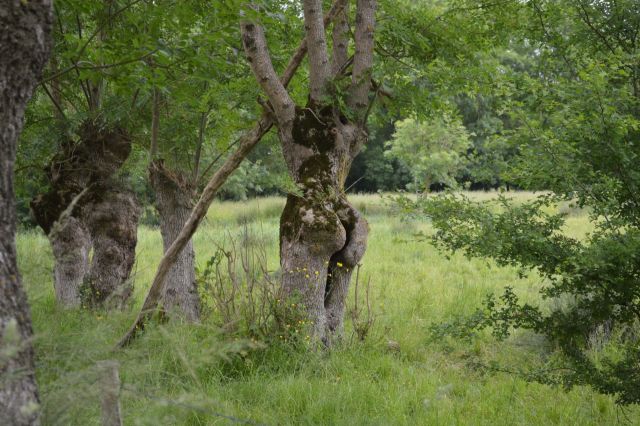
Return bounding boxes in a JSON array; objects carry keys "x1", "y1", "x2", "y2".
[
  {"x1": 192, "y1": 108, "x2": 209, "y2": 183},
  {"x1": 41, "y1": 82, "x2": 67, "y2": 122},
  {"x1": 241, "y1": 15, "x2": 295, "y2": 125},
  {"x1": 332, "y1": 0, "x2": 351, "y2": 76},
  {"x1": 303, "y1": 0, "x2": 332, "y2": 103},
  {"x1": 349, "y1": 0, "x2": 377, "y2": 118},
  {"x1": 280, "y1": 0, "x2": 349, "y2": 87},
  {"x1": 149, "y1": 88, "x2": 160, "y2": 161}
]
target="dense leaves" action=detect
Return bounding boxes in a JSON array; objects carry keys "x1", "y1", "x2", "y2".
[{"x1": 405, "y1": 0, "x2": 640, "y2": 406}]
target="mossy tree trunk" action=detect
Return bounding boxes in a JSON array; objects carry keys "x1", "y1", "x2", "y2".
[
  {"x1": 149, "y1": 161, "x2": 200, "y2": 321},
  {"x1": 116, "y1": 3, "x2": 348, "y2": 347},
  {"x1": 0, "y1": 0, "x2": 52, "y2": 423},
  {"x1": 242, "y1": 0, "x2": 376, "y2": 343},
  {"x1": 31, "y1": 121, "x2": 137, "y2": 308},
  {"x1": 278, "y1": 107, "x2": 369, "y2": 339}
]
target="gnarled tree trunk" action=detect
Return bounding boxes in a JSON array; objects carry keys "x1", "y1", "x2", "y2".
[
  {"x1": 31, "y1": 121, "x2": 135, "y2": 308},
  {"x1": 83, "y1": 186, "x2": 140, "y2": 309},
  {"x1": 116, "y1": 1, "x2": 348, "y2": 347},
  {"x1": 279, "y1": 108, "x2": 369, "y2": 341},
  {"x1": 0, "y1": 0, "x2": 52, "y2": 423},
  {"x1": 149, "y1": 161, "x2": 200, "y2": 321},
  {"x1": 242, "y1": 0, "x2": 376, "y2": 343}
]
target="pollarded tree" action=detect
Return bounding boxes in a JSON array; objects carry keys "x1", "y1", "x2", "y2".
[
  {"x1": 241, "y1": 0, "x2": 376, "y2": 342},
  {"x1": 0, "y1": 0, "x2": 52, "y2": 423},
  {"x1": 27, "y1": 0, "x2": 150, "y2": 308},
  {"x1": 142, "y1": 0, "x2": 271, "y2": 321}
]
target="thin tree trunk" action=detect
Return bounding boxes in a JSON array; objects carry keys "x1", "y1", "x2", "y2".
[
  {"x1": 150, "y1": 161, "x2": 200, "y2": 321},
  {"x1": 84, "y1": 187, "x2": 140, "y2": 309},
  {"x1": 0, "y1": 0, "x2": 52, "y2": 423}
]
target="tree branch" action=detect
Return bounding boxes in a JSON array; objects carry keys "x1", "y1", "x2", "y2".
[
  {"x1": 241, "y1": 15, "x2": 295, "y2": 126},
  {"x1": 39, "y1": 0, "x2": 145, "y2": 85},
  {"x1": 332, "y1": 0, "x2": 351, "y2": 76},
  {"x1": 349, "y1": 0, "x2": 377, "y2": 119},
  {"x1": 280, "y1": 0, "x2": 349, "y2": 87},
  {"x1": 149, "y1": 88, "x2": 160, "y2": 161},
  {"x1": 41, "y1": 82, "x2": 67, "y2": 122},
  {"x1": 303, "y1": 0, "x2": 332, "y2": 103}
]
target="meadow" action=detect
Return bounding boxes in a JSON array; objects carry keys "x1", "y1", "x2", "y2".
[{"x1": 17, "y1": 192, "x2": 639, "y2": 425}]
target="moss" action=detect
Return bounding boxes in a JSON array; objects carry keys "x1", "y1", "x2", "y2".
[
  {"x1": 291, "y1": 106, "x2": 335, "y2": 153},
  {"x1": 280, "y1": 105, "x2": 349, "y2": 249},
  {"x1": 279, "y1": 192, "x2": 342, "y2": 247}
]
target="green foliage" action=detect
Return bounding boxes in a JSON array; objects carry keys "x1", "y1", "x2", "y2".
[
  {"x1": 386, "y1": 115, "x2": 471, "y2": 191},
  {"x1": 398, "y1": 0, "x2": 640, "y2": 406}
]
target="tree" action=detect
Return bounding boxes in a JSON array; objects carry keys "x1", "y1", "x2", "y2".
[
  {"x1": 0, "y1": 0, "x2": 52, "y2": 423},
  {"x1": 410, "y1": 0, "x2": 640, "y2": 405},
  {"x1": 27, "y1": 0, "x2": 149, "y2": 308},
  {"x1": 386, "y1": 115, "x2": 471, "y2": 192},
  {"x1": 117, "y1": 0, "x2": 350, "y2": 347},
  {"x1": 240, "y1": 0, "x2": 376, "y2": 343}
]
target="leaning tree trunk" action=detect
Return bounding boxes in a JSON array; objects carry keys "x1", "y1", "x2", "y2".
[
  {"x1": 279, "y1": 107, "x2": 369, "y2": 342},
  {"x1": 0, "y1": 0, "x2": 52, "y2": 423},
  {"x1": 149, "y1": 161, "x2": 200, "y2": 321},
  {"x1": 83, "y1": 186, "x2": 140, "y2": 309}
]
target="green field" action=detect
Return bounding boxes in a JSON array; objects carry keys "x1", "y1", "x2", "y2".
[{"x1": 18, "y1": 193, "x2": 638, "y2": 425}]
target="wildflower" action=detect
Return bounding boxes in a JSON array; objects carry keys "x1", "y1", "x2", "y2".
[
  {"x1": 305, "y1": 274, "x2": 310, "y2": 278},
  {"x1": 336, "y1": 262, "x2": 343, "y2": 268},
  {"x1": 314, "y1": 271, "x2": 319, "y2": 275}
]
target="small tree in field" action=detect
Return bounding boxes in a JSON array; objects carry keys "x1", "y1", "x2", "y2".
[{"x1": 386, "y1": 115, "x2": 470, "y2": 192}]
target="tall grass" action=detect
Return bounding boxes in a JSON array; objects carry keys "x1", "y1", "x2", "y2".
[{"x1": 17, "y1": 192, "x2": 637, "y2": 425}]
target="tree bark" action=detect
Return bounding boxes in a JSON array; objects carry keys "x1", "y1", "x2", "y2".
[
  {"x1": 303, "y1": 0, "x2": 332, "y2": 103},
  {"x1": 83, "y1": 186, "x2": 140, "y2": 309},
  {"x1": 278, "y1": 107, "x2": 369, "y2": 343},
  {"x1": 31, "y1": 121, "x2": 134, "y2": 308},
  {"x1": 149, "y1": 161, "x2": 200, "y2": 322},
  {"x1": 50, "y1": 216, "x2": 91, "y2": 307},
  {"x1": 0, "y1": 0, "x2": 53, "y2": 424},
  {"x1": 242, "y1": 0, "x2": 376, "y2": 344}
]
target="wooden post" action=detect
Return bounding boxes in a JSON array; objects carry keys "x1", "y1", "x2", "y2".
[{"x1": 97, "y1": 360, "x2": 123, "y2": 426}]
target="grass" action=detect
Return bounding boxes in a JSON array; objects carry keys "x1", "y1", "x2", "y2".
[{"x1": 16, "y1": 191, "x2": 639, "y2": 425}]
